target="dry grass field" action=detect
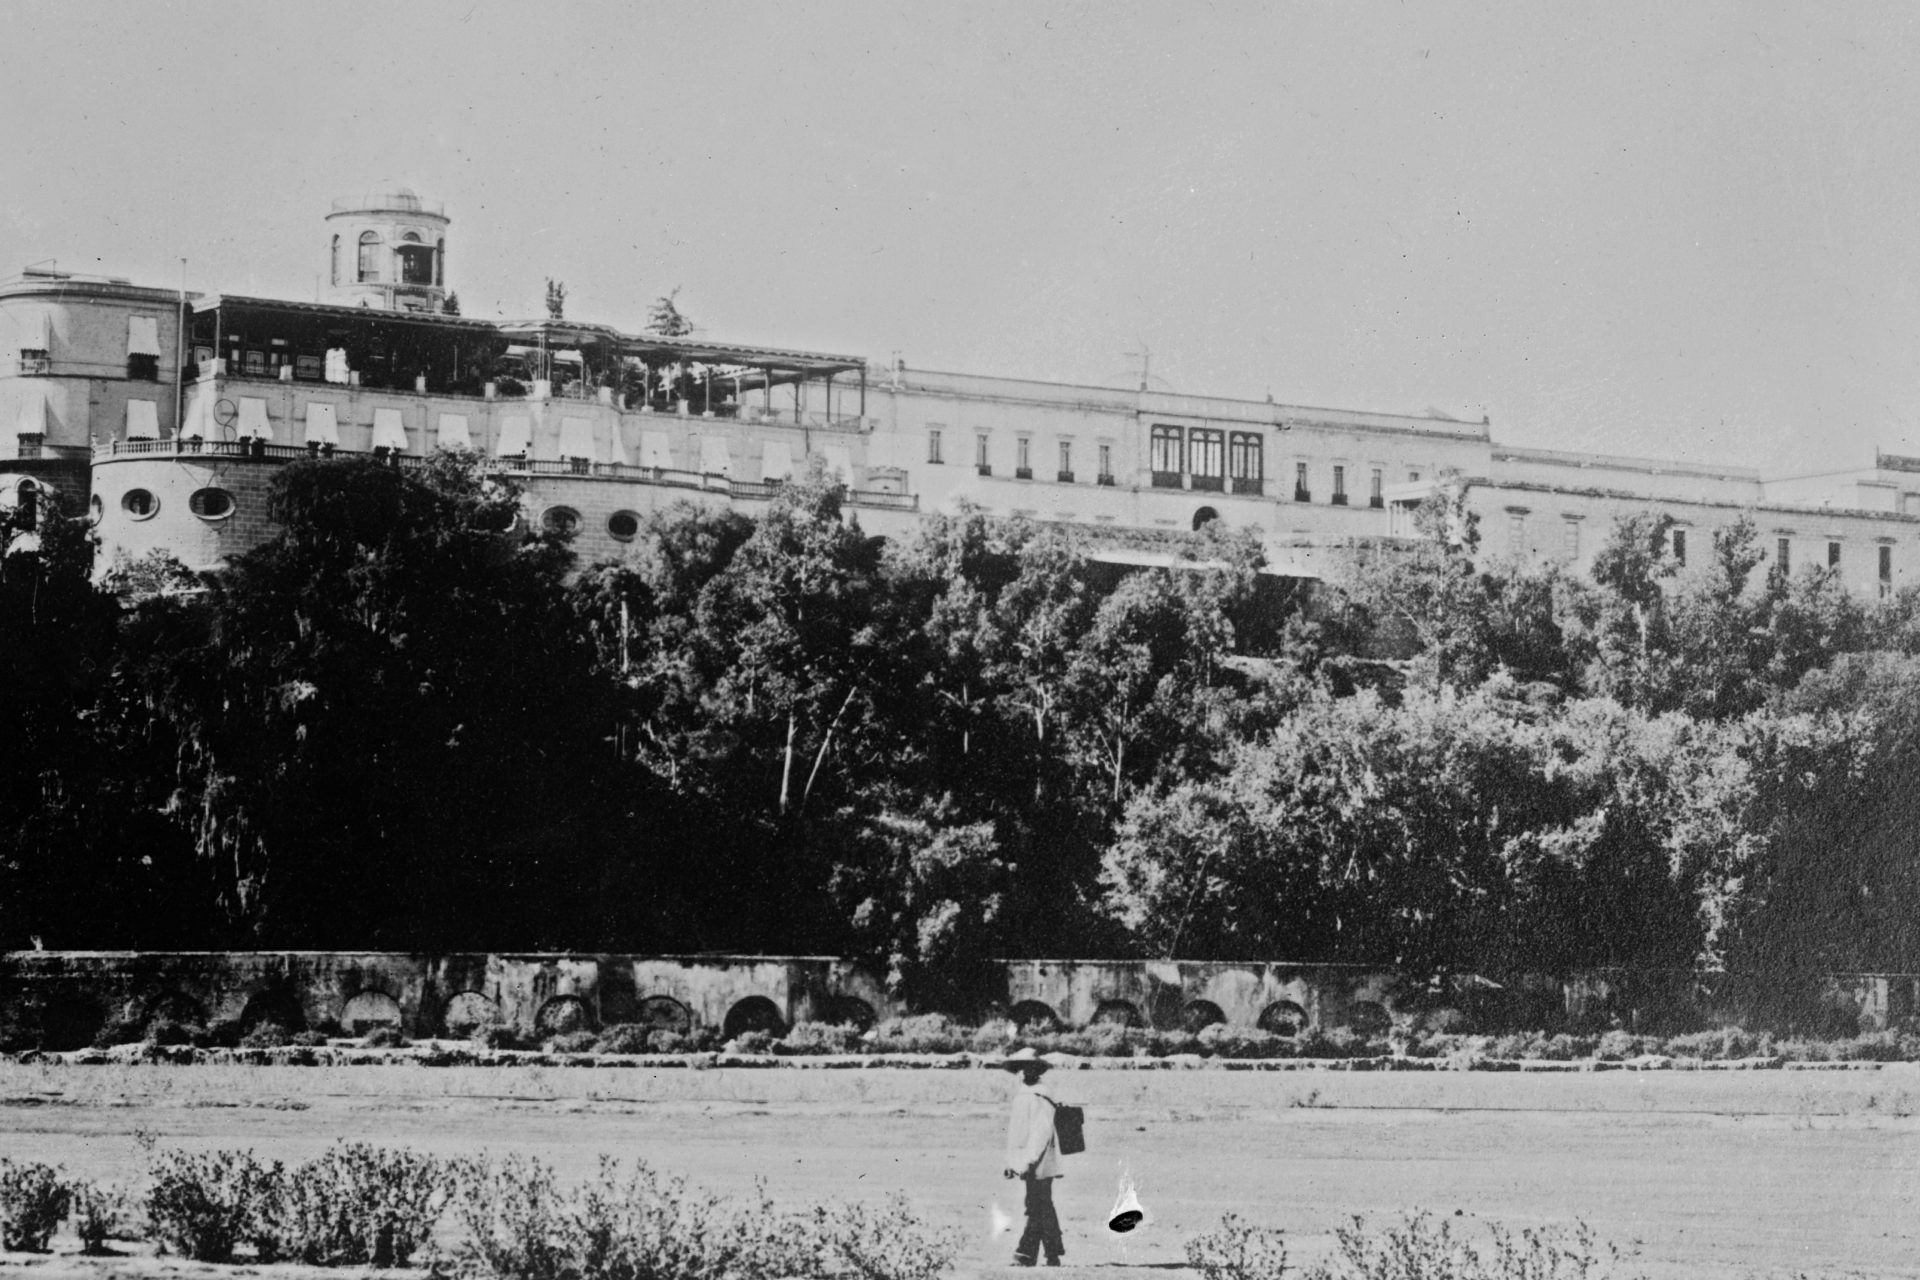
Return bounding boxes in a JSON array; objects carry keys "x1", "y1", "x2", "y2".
[{"x1": 3, "y1": 1061, "x2": 1920, "y2": 1279}]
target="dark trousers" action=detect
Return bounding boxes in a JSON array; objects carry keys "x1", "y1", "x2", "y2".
[{"x1": 1015, "y1": 1175, "x2": 1063, "y2": 1264}]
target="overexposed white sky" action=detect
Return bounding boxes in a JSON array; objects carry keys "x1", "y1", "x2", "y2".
[{"x1": 3, "y1": 0, "x2": 1918, "y2": 476}]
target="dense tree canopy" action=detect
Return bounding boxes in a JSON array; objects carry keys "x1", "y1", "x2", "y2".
[{"x1": 5, "y1": 464, "x2": 1920, "y2": 1021}]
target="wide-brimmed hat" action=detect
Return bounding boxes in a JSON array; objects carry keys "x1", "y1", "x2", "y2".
[{"x1": 997, "y1": 1046, "x2": 1052, "y2": 1073}]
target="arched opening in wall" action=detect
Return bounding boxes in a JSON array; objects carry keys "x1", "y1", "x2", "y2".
[
  {"x1": 87, "y1": 494, "x2": 102, "y2": 526},
  {"x1": 41, "y1": 994, "x2": 104, "y2": 1051},
  {"x1": 331, "y1": 234, "x2": 341, "y2": 287},
  {"x1": 342, "y1": 992, "x2": 404, "y2": 1034},
  {"x1": 239, "y1": 987, "x2": 307, "y2": 1033},
  {"x1": 13, "y1": 479, "x2": 39, "y2": 530},
  {"x1": 396, "y1": 233, "x2": 435, "y2": 287},
  {"x1": 1256, "y1": 1001, "x2": 1308, "y2": 1037},
  {"x1": 1092, "y1": 999, "x2": 1144, "y2": 1028},
  {"x1": 1008, "y1": 1001, "x2": 1061, "y2": 1033},
  {"x1": 1191, "y1": 506, "x2": 1219, "y2": 531},
  {"x1": 121, "y1": 489, "x2": 157, "y2": 520},
  {"x1": 722, "y1": 996, "x2": 787, "y2": 1039},
  {"x1": 1181, "y1": 1000, "x2": 1227, "y2": 1033},
  {"x1": 636, "y1": 995, "x2": 693, "y2": 1034},
  {"x1": 435, "y1": 238, "x2": 445, "y2": 287},
  {"x1": 541, "y1": 506, "x2": 581, "y2": 537},
  {"x1": 535, "y1": 996, "x2": 594, "y2": 1036},
  {"x1": 607, "y1": 510, "x2": 640, "y2": 542},
  {"x1": 1342, "y1": 1000, "x2": 1391, "y2": 1037},
  {"x1": 441, "y1": 991, "x2": 498, "y2": 1037},
  {"x1": 143, "y1": 991, "x2": 207, "y2": 1030},
  {"x1": 189, "y1": 488, "x2": 235, "y2": 520},
  {"x1": 820, "y1": 996, "x2": 877, "y2": 1031}
]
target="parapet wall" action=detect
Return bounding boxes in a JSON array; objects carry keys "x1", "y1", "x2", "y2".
[{"x1": 0, "y1": 953, "x2": 1907, "y2": 1049}]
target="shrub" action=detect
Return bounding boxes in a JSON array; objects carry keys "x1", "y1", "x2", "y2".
[
  {"x1": 144, "y1": 1147, "x2": 283, "y2": 1262},
  {"x1": 546, "y1": 1030, "x2": 598, "y2": 1054},
  {"x1": 1296, "y1": 1027, "x2": 1384, "y2": 1059},
  {"x1": 1198, "y1": 1024, "x2": 1285, "y2": 1060},
  {"x1": 0, "y1": 1159, "x2": 72, "y2": 1252},
  {"x1": 867, "y1": 1014, "x2": 967, "y2": 1055},
  {"x1": 727, "y1": 1029, "x2": 776, "y2": 1055},
  {"x1": 273, "y1": 1143, "x2": 462, "y2": 1267},
  {"x1": 780, "y1": 1022, "x2": 863, "y2": 1055},
  {"x1": 967, "y1": 1019, "x2": 1018, "y2": 1055},
  {"x1": 291, "y1": 1029, "x2": 331, "y2": 1048},
  {"x1": 240, "y1": 1022, "x2": 291, "y2": 1050},
  {"x1": 1488, "y1": 1032, "x2": 1551, "y2": 1060},
  {"x1": 1837, "y1": 1030, "x2": 1913, "y2": 1062},
  {"x1": 449, "y1": 1154, "x2": 570, "y2": 1280},
  {"x1": 471, "y1": 1023, "x2": 530, "y2": 1051},
  {"x1": 362, "y1": 1026, "x2": 410, "y2": 1049},
  {"x1": 589, "y1": 1023, "x2": 650, "y2": 1054},
  {"x1": 1665, "y1": 1027, "x2": 1770, "y2": 1061},
  {"x1": 147, "y1": 1017, "x2": 207, "y2": 1048},
  {"x1": 1419, "y1": 1007, "x2": 1474, "y2": 1035},
  {"x1": 817, "y1": 1191, "x2": 965, "y2": 1280},
  {"x1": 70, "y1": 1182, "x2": 126, "y2": 1255},
  {"x1": 1314, "y1": 1212, "x2": 1634, "y2": 1280},
  {"x1": 93, "y1": 1008, "x2": 148, "y2": 1048},
  {"x1": 1187, "y1": 1212, "x2": 1290, "y2": 1280}
]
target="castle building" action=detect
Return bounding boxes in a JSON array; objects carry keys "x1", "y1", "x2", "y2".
[{"x1": 3, "y1": 190, "x2": 1918, "y2": 599}]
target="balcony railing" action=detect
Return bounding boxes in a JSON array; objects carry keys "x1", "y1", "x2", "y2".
[
  {"x1": 1294, "y1": 488, "x2": 1312, "y2": 502},
  {"x1": 1015, "y1": 467, "x2": 1033, "y2": 480},
  {"x1": 1190, "y1": 473, "x2": 1225, "y2": 493},
  {"x1": 1231, "y1": 477, "x2": 1263, "y2": 496},
  {"x1": 1151, "y1": 471, "x2": 1183, "y2": 489},
  {"x1": 92, "y1": 439, "x2": 918, "y2": 513},
  {"x1": 1097, "y1": 474, "x2": 1116, "y2": 487},
  {"x1": 1331, "y1": 493, "x2": 1349, "y2": 506},
  {"x1": 1056, "y1": 470, "x2": 1074, "y2": 484}
]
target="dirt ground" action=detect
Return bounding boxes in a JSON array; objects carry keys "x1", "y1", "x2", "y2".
[{"x1": 3, "y1": 1061, "x2": 1919, "y2": 1279}]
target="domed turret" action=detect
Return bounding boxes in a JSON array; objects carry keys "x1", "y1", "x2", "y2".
[{"x1": 324, "y1": 189, "x2": 451, "y2": 313}]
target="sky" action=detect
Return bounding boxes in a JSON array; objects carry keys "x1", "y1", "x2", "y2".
[{"x1": 3, "y1": 1, "x2": 1918, "y2": 477}]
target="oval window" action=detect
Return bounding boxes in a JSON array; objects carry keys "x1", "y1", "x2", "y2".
[
  {"x1": 121, "y1": 489, "x2": 158, "y2": 519},
  {"x1": 542, "y1": 506, "x2": 581, "y2": 536},
  {"x1": 189, "y1": 488, "x2": 235, "y2": 520},
  {"x1": 607, "y1": 510, "x2": 640, "y2": 541}
]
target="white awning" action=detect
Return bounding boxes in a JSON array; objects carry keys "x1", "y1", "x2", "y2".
[
  {"x1": 178, "y1": 390, "x2": 213, "y2": 440},
  {"x1": 304, "y1": 402, "x2": 340, "y2": 445},
  {"x1": 127, "y1": 316, "x2": 162, "y2": 357},
  {"x1": 558, "y1": 417, "x2": 596, "y2": 461},
  {"x1": 437, "y1": 413, "x2": 472, "y2": 450},
  {"x1": 372, "y1": 407, "x2": 408, "y2": 451},
  {"x1": 16, "y1": 309, "x2": 51, "y2": 354},
  {"x1": 552, "y1": 349, "x2": 585, "y2": 365},
  {"x1": 125, "y1": 399, "x2": 160, "y2": 440},
  {"x1": 11, "y1": 387, "x2": 48, "y2": 441},
  {"x1": 639, "y1": 431, "x2": 673, "y2": 468},
  {"x1": 700, "y1": 436, "x2": 732, "y2": 476},
  {"x1": 530, "y1": 417, "x2": 558, "y2": 462},
  {"x1": 608, "y1": 425, "x2": 630, "y2": 467},
  {"x1": 761, "y1": 442, "x2": 794, "y2": 481},
  {"x1": 822, "y1": 446, "x2": 853, "y2": 482},
  {"x1": 237, "y1": 397, "x2": 272, "y2": 440},
  {"x1": 495, "y1": 414, "x2": 532, "y2": 457}
]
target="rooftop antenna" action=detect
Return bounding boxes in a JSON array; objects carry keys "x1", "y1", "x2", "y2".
[{"x1": 1118, "y1": 342, "x2": 1172, "y2": 393}]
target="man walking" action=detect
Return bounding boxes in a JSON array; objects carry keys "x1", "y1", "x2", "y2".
[{"x1": 1001, "y1": 1047, "x2": 1064, "y2": 1267}]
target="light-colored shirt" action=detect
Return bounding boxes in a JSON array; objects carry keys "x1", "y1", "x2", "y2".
[{"x1": 1005, "y1": 1080, "x2": 1061, "y2": 1179}]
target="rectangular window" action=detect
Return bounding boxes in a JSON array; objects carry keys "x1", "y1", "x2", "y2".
[
  {"x1": 927, "y1": 429, "x2": 943, "y2": 464},
  {"x1": 1058, "y1": 440, "x2": 1073, "y2": 482},
  {"x1": 976, "y1": 433, "x2": 990, "y2": 475},
  {"x1": 1098, "y1": 443, "x2": 1113, "y2": 483},
  {"x1": 1829, "y1": 540, "x2": 1842, "y2": 570},
  {"x1": 18, "y1": 348, "x2": 49, "y2": 374},
  {"x1": 1189, "y1": 429, "x2": 1225, "y2": 491},
  {"x1": 1369, "y1": 468, "x2": 1384, "y2": 508},
  {"x1": 1778, "y1": 538, "x2": 1791, "y2": 575},
  {"x1": 127, "y1": 353, "x2": 159, "y2": 380},
  {"x1": 1510, "y1": 514, "x2": 1525, "y2": 548},
  {"x1": 295, "y1": 353, "x2": 324, "y2": 380},
  {"x1": 1150, "y1": 425, "x2": 1183, "y2": 487},
  {"x1": 1673, "y1": 528, "x2": 1687, "y2": 566},
  {"x1": 1229, "y1": 432, "x2": 1263, "y2": 495},
  {"x1": 1331, "y1": 465, "x2": 1348, "y2": 505},
  {"x1": 1564, "y1": 521, "x2": 1581, "y2": 560},
  {"x1": 1016, "y1": 437, "x2": 1032, "y2": 478},
  {"x1": 1880, "y1": 544, "x2": 1893, "y2": 597},
  {"x1": 1408, "y1": 470, "x2": 1422, "y2": 483},
  {"x1": 1294, "y1": 462, "x2": 1310, "y2": 502}
]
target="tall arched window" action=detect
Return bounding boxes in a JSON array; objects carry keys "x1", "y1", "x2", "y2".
[
  {"x1": 436, "y1": 238, "x2": 445, "y2": 286},
  {"x1": 358, "y1": 231, "x2": 382, "y2": 283},
  {"x1": 330, "y1": 234, "x2": 341, "y2": 285}
]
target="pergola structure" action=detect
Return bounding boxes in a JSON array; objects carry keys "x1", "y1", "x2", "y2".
[{"x1": 187, "y1": 296, "x2": 868, "y2": 421}]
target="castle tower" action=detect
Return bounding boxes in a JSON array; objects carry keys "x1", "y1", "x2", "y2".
[{"x1": 323, "y1": 188, "x2": 450, "y2": 313}]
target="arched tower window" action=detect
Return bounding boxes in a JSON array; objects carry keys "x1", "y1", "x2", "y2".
[
  {"x1": 330, "y1": 234, "x2": 341, "y2": 286},
  {"x1": 358, "y1": 231, "x2": 382, "y2": 283},
  {"x1": 396, "y1": 231, "x2": 434, "y2": 286},
  {"x1": 436, "y1": 238, "x2": 445, "y2": 286}
]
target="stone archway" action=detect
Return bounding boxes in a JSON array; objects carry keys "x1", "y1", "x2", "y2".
[{"x1": 722, "y1": 996, "x2": 787, "y2": 1039}]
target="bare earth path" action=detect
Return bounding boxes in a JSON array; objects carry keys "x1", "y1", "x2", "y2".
[{"x1": 3, "y1": 1062, "x2": 1919, "y2": 1278}]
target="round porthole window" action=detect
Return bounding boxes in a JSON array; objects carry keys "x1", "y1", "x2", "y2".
[
  {"x1": 188, "y1": 488, "x2": 235, "y2": 520},
  {"x1": 607, "y1": 510, "x2": 640, "y2": 541},
  {"x1": 542, "y1": 506, "x2": 581, "y2": 536},
  {"x1": 121, "y1": 488, "x2": 158, "y2": 520}
]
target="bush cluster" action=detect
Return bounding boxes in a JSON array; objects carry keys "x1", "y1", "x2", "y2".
[
  {"x1": 0, "y1": 1159, "x2": 73, "y2": 1253},
  {"x1": 1188, "y1": 1210, "x2": 1640, "y2": 1280},
  {"x1": 452, "y1": 1154, "x2": 961, "y2": 1280}
]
